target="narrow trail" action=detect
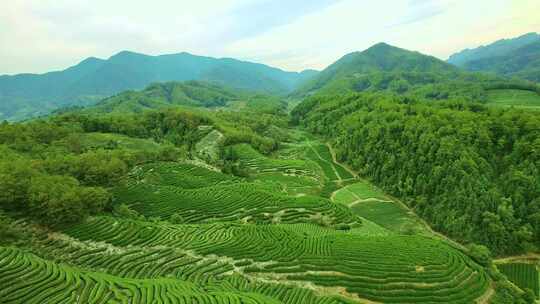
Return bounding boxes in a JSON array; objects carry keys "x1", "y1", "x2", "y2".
[
  {"x1": 326, "y1": 143, "x2": 358, "y2": 179},
  {"x1": 494, "y1": 253, "x2": 540, "y2": 264},
  {"x1": 347, "y1": 198, "x2": 393, "y2": 208},
  {"x1": 476, "y1": 285, "x2": 495, "y2": 304},
  {"x1": 307, "y1": 142, "x2": 342, "y2": 183}
]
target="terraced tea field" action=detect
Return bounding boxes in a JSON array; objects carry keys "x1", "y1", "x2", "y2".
[
  {"x1": 332, "y1": 181, "x2": 429, "y2": 234},
  {"x1": 497, "y1": 262, "x2": 539, "y2": 298},
  {"x1": 0, "y1": 132, "x2": 496, "y2": 303},
  {"x1": 486, "y1": 89, "x2": 540, "y2": 109},
  {"x1": 3, "y1": 216, "x2": 488, "y2": 303}
]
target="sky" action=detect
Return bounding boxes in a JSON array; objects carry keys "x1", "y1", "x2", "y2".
[{"x1": 1, "y1": 0, "x2": 539, "y2": 74}]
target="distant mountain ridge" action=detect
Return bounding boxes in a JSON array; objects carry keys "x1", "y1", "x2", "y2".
[
  {"x1": 447, "y1": 32, "x2": 540, "y2": 82},
  {"x1": 0, "y1": 51, "x2": 318, "y2": 121},
  {"x1": 448, "y1": 32, "x2": 540, "y2": 66}
]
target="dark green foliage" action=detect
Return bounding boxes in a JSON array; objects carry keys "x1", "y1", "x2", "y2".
[
  {"x1": 56, "y1": 108, "x2": 211, "y2": 150},
  {"x1": 0, "y1": 216, "x2": 24, "y2": 245},
  {"x1": 43, "y1": 150, "x2": 129, "y2": 186},
  {"x1": 0, "y1": 153, "x2": 111, "y2": 225},
  {"x1": 27, "y1": 175, "x2": 110, "y2": 224},
  {"x1": 334, "y1": 223, "x2": 351, "y2": 231},
  {"x1": 467, "y1": 244, "x2": 492, "y2": 266},
  {"x1": 115, "y1": 203, "x2": 142, "y2": 220},
  {"x1": 292, "y1": 93, "x2": 540, "y2": 255},
  {"x1": 169, "y1": 212, "x2": 185, "y2": 224}
]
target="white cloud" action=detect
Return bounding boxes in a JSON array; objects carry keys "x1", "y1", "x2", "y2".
[
  {"x1": 226, "y1": 0, "x2": 540, "y2": 71},
  {"x1": 0, "y1": 0, "x2": 538, "y2": 74}
]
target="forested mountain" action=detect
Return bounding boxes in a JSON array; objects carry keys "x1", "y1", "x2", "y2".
[
  {"x1": 0, "y1": 51, "x2": 317, "y2": 121},
  {"x1": 448, "y1": 33, "x2": 540, "y2": 82},
  {"x1": 294, "y1": 42, "x2": 504, "y2": 101}
]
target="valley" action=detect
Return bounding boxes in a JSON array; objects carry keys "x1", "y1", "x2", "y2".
[{"x1": 0, "y1": 33, "x2": 539, "y2": 304}]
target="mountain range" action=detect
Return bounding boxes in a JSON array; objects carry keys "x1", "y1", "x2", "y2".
[
  {"x1": 0, "y1": 51, "x2": 317, "y2": 121},
  {"x1": 2, "y1": 33, "x2": 539, "y2": 122},
  {"x1": 447, "y1": 32, "x2": 540, "y2": 82}
]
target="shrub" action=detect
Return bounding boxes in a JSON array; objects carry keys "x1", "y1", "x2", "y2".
[
  {"x1": 335, "y1": 223, "x2": 351, "y2": 231},
  {"x1": 115, "y1": 204, "x2": 141, "y2": 220},
  {"x1": 467, "y1": 244, "x2": 492, "y2": 266},
  {"x1": 169, "y1": 213, "x2": 185, "y2": 224}
]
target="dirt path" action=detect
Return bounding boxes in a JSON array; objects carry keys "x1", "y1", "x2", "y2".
[
  {"x1": 348, "y1": 198, "x2": 394, "y2": 208},
  {"x1": 326, "y1": 143, "x2": 358, "y2": 178},
  {"x1": 476, "y1": 285, "x2": 495, "y2": 304},
  {"x1": 308, "y1": 142, "x2": 343, "y2": 182},
  {"x1": 494, "y1": 253, "x2": 540, "y2": 264}
]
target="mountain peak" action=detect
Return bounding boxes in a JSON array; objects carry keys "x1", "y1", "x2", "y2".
[
  {"x1": 370, "y1": 42, "x2": 392, "y2": 48},
  {"x1": 518, "y1": 32, "x2": 539, "y2": 39},
  {"x1": 295, "y1": 42, "x2": 456, "y2": 95},
  {"x1": 365, "y1": 42, "x2": 398, "y2": 52},
  {"x1": 109, "y1": 50, "x2": 148, "y2": 60},
  {"x1": 79, "y1": 56, "x2": 104, "y2": 65}
]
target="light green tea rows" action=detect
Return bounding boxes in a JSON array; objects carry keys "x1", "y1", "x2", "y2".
[
  {"x1": 0, "y1": 246, "x2": 281, "y2": 304},
  {"x1": 61, "y1": 216, "x2": 489, "y2": 303},
  {"x1": 117, "y1": 162, "x2": 360, "y2": 226}
]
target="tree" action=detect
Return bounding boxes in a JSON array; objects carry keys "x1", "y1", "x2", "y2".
[
  {"x1": 0, "y1": 157, "x2": 36, "y2": 210},
  {"x1": 27, "y1": 175, "x2": 109, "y2": 225},
  {"x1": 115, "y1": 204, "x2": 141, "y2": 220},
  {"x1": 169, "y1": 213, "x2": 185, "y2": 224},
  {"x1": 467, "y1": 244, "x2": 492, "y2": 266}
]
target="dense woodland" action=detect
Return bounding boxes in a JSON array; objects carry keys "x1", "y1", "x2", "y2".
[{"x1": 292, "y1": 93, "x2": 540, "y2": 255}]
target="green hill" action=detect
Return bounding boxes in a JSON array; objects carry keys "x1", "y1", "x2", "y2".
[
  {"x1": 0, "y1": 51, "x2": 317, "y2": 121},
  {"x1": 78, "y1": 80, "x2": 286, "y2": 115},
  {"x1": 448, "y1": 32, "x2": 540, "y2": 82},
  {"x1": 294, "y1": 42, "x2": 501, "y2": 101}
]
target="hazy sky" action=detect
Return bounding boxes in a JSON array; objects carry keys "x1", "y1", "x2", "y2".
[{"x1": 1, "y1": 0, "x2": 539, "y2": 74}]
